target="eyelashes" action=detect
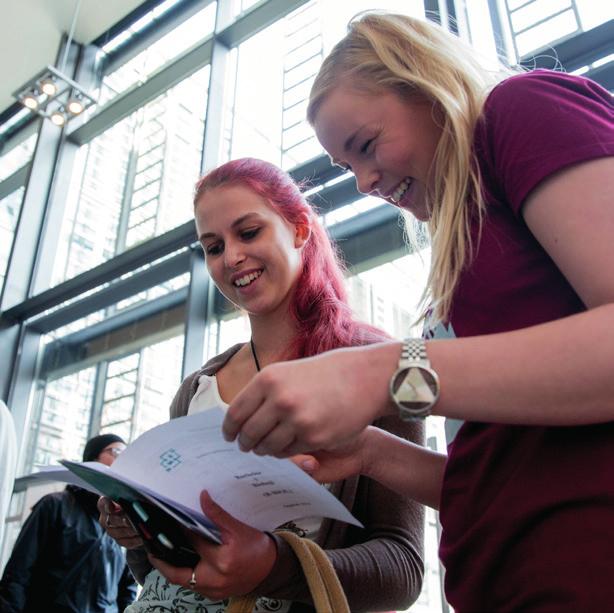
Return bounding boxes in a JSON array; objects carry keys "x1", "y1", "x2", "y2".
[
  {"x1": 360, "y1": 138, "x2": 374, "y2": 154},
  {"x1": 203, "y1": 227, "x2": 261, "y2": 256}
]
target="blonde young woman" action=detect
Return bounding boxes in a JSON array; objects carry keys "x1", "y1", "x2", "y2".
[
  {"x1": 221, "y1": 13, "x2": 614, "y2": 612},
  {"x1": 99, "y1": 158, "x2": 424, "y2": 612}
]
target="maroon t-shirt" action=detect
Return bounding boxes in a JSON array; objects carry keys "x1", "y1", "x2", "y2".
[{"x1": 430, "y1": 70, "x2": 614, "y2": 611}]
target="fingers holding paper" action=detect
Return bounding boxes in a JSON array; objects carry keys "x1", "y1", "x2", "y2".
[
  {"x1": 97, "y1": 496, "x2": 143, "y2": 549},
  {"x1": 223, "y1": 344, "x2": 400, "y2": 456},
  {"x1": 148, "y1": 491, "x2": 277, "y2": 600},
  {"x1": 290, "y1": 430, "x2": 371, "y2": 484}
]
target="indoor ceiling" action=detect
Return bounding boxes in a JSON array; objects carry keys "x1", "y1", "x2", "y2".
[{"x1": 1, "y1": 0, "x2": 148, "y2": 116}]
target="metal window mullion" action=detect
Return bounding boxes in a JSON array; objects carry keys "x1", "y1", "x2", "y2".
[
  {"x1": 132, "y1": 175, "x2": 163, "y2": 197},
  {"x1": 1, "y1": 219, "x2": 196, "y2": 324},
  {"x1": 217, "y1": 0, "x2": 310, "y2": 48},
  {"x1": 128, "y1": 353, "x2": 143, "y2": 441},
  {"x1": 487, "y1": 0, "x2": 512, "y2": 63},
  {"x1": 135, "y1": 157, "x2": 164, "y2": 177},
  {"x1": 509, "y1": 0, "x2": 538, "y2": 14},
  {"x1": 88, "y1": 361, "x2": 109, "y2": 438},
  {"x1": 285, "y1": 32, "x2": 321, "y2": 58},
  {"x1": 0, "y1": 37, "x2": 81, "y2": 417},
  {"x1": 27, "y1": 249, "x2": 191, "y2": 333},
  {"x1": 285, "y1": 16, "x2": 318, "y2": 39},
  {"x1": 102, "y1": 390, "x2": 138, "y2": 405},
  {"x1": 101, "y1": 0, "x2": 214, "y2": 75},
  {"x1": 283, "y1": 50, "x2": 322, "y2": 78},
  {"x1": 69, "y1": 37, "x2": 214, "y2": 147},
  {"x1": 502, "y1": 0, "x2": 521, "y2": 62},
  {"x1": 0, "y1": 166, "x2": 29, "y2": 201},
  {"x1": 181, "y1": 247, "x2": 209, "y2": 379},
  {"x1": 513, "y1": 8, "x2": 573, "y2": 36},
  {"x1": 38, "y1": 287, "x2": 188, "y2": 378},
  {"x1": 114, "y1": 112, "x2": 142, "y2": 256}
]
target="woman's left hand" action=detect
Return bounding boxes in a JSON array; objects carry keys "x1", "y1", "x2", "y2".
[{"x1": 148, "y1": 490, "x2": 277, "y2": 600}]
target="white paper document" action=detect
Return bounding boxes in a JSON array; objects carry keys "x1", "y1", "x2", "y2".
[{"x1": 59, "y1": 408, "x2": 361, "y2": 540}]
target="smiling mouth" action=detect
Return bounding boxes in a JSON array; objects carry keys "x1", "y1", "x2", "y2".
[
  {"x1": 390, "y1": 178, "x2": 412, "y2": 203},
  {"x1": 233, "y1": 270, "x2": 263, "y2": 287}
]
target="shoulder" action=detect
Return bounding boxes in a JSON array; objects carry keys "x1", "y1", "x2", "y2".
[
  {"x1": 475, "y1": 69, "x2": 614, "y2": 213},
  {"x1": 201, "y1": 343, "x2": 245, "y2": 375},
  {"x1": 485, "y1": 69, "x2": 613, "y2": 115},
  {"x1": 25, "y1": 491, "x2": 66, "y2": 521},
  {"x1": 169, "y1": 343, "x2": 244, "y2": 419},
  {"x1": 480, "y1": 69, "x2": 613, "y2": 142}
]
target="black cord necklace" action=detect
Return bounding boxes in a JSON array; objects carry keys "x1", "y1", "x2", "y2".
[{"x1": 250, "y1": 339, "x2": 261, "y2": 372}]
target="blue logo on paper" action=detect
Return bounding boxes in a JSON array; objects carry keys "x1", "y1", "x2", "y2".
[{"x1": 159, "y1": 448, "x2": 182, "y2": 472}]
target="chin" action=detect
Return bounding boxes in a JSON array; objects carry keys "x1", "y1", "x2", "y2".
[{"x1": 399, "y1": 205, "x2": 427, "y2": 222}]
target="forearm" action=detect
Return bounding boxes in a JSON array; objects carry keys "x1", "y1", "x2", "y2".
[
  {"x1": 363, "y1": 427, "x2": 446, "y2": 510},
  {"x1": 429, "y1": 303, "x2": 614, "y2": 425},
  {"x1": 258, "y1": 492, "x2": 424, "y2": 611}
]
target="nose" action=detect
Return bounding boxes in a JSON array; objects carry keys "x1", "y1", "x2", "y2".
[
  {"x1": 354, "y1": 164, "x2": 380, "y2": 195},
  {"x1": 224, "y1": 241, "x2": 245, "y2": 268}
]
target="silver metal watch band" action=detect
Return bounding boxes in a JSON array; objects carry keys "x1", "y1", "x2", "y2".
[{"x1": 400, "y1": 338, "x2": 428, "y2": 366}]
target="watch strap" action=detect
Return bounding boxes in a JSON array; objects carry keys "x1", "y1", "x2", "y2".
[{"x1": 400, "y1": 338, "x2": 429, "y2": 367}]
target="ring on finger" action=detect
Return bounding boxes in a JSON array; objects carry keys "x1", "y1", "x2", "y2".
[{"x1": 188, "y1": 568, "x2": 197, "y2": 590}]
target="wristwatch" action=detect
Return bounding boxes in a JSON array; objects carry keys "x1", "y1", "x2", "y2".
[{"x1": 389, "y1": 338, "x2": 440, "y2": 420}]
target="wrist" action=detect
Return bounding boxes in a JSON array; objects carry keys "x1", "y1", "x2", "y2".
[
  {"x1": 258, "y1": 532, "x2": 278, "y2": 584},
  {"x1": 358, "y1": 342, "x2": 404, "y2": 418},
  {"x1": 360, "y1": 426, "x2": 387, "y2": 480}
]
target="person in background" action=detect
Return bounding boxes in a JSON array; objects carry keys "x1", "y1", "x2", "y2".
[
  {"x1": 220, "y1": 11, "x2": 614, "y2": 613},
  {"x1": 0, "y1": 433, "x2": 137, "y2": 613},
  {"x1": 99, "y1": 157, "x2": 424, "y2": 612},
  {"x1": 0, "y1": 400, "x2": 18, "y2": 555}
]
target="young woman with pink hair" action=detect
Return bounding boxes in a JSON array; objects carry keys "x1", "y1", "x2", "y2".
[{"x1": 100, "y1": 157, "x2": 424, "y2": 612}]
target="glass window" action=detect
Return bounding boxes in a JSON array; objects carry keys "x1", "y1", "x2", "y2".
[
  {"x1": 53, "y1": 67, "x2": 209, "y2": 285},
  {"x1": 464, "y1": 0, "x2": 504, "y2": 65},
  {"x1": 25, "y1": 367, "x2": 96, "y2": 473},
  {"x1": 97, "y1": 3, "x2": 217, "y2": 108},
  {"x1": 225, "y1": 0, "x2": 424, "y2": 170},
  {"x1": 100, "y1": 335, "x2": 184, "y2": 441},
  {"x1": 0, "y1": 187, "x2": 25, "y2": 294},
  {"x1": 576, "y1": 0, "x2": 614, "y2": 30},
  {"x1": 26, "y1": 334, "x2": 183, "y2": 477},
  {"x1": 0, "y1": 132, "x2": 39, "y2": 182},
  {"x1": 503, "y1": 0, "x2": 614, "y2": 60}
]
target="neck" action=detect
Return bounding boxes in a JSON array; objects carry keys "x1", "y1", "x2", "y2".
[{"x1": 248, "y1": 312, "x2": 298, "y2": 367}]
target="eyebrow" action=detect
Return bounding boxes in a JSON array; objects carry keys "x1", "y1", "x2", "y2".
[{"x1": 198, "y1": 213, "x2": 262, "y2": 242}]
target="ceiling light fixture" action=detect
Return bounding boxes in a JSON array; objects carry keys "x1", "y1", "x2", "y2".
[
  {"x1": 50, "y1": 109, "x2": 67, "y2": 127},
  {"x1": 12, "y1": 0, "x2": 96, "y2": 127}
]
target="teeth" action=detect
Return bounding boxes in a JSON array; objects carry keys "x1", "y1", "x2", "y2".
[
  {"x1": 234, "y1": 270, "x2": 262, "y2": 287},
  {"x1": 391, "y1": 178, "x2": 412, "y2": 203}
]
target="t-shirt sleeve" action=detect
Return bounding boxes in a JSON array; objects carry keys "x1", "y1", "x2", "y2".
[{"x1": 478, "y1": 69, "x2": 614, "y2": 216}]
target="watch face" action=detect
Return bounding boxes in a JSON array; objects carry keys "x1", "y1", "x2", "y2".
[{"x1": 391, "y1": 365, "x2": 439, "y2": 411}]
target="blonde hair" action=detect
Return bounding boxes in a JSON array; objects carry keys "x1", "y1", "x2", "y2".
[{"x1": 307, "y1": 12, "x2": 515, "y2": 321}]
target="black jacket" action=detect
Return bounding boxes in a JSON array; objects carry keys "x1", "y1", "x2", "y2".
[{"x1": 0, "y1": 485, "x2": 137, "y2": 612}]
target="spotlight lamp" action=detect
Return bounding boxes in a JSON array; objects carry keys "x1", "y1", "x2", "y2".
[
  {"x1": 12, "y1": 65, "x2": 97, "y2": 127},
  {"x1": 50, "y1": 109, "x2": 67, "y2": 126},
  {"x1": 21, "y1": 92, "x2": 40, "y2": 110},
  {"x1": 40, "y1": 77, "x2": 58, "y2": 97},
  {"x1": 67, "y1": 94, "x2": 84, "y2": 116}
]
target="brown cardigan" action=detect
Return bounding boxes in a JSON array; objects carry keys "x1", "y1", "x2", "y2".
[{"x1": 128, "y1": 344, "x2": 424, "y2": 612}]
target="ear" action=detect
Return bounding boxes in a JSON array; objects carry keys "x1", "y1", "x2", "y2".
[{"x1": 294, "y1": 220, "x2": 311, "y2": 248}]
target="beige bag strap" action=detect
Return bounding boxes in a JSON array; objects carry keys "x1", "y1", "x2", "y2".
[{"x1": 227, "y1": 529, "x2": 350, "y2": 613}]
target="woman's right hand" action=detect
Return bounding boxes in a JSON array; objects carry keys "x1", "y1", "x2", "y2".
[
  {"x1": 223, "y1": 342, "x2": 401, "y2": 456},
  {"x1": 97, "y1": 496, "x2": 144, "y2": 549}
]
